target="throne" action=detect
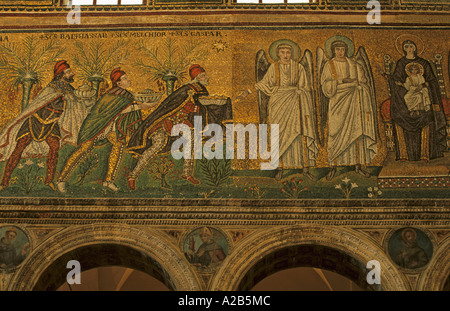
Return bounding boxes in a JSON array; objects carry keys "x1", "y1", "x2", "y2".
[
  {"x1": 380, "y1": 53, "x2": 450, "y2": 151},
  {"x1": 378, "y1": 53, "x2": 450, "y2": 189}
]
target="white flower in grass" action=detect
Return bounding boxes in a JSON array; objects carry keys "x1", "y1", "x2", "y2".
[
  {"x1": 342, "y1": 177, "x2": 350, "y2": 184},
  {"x1": 335, "y1": 184, "x2": 342, "y2": 189},
  {"x1": 377, "y1": 190, "x2": 382, "y2": 195},
  {"x1": 17, "y1": 164, "x2": 24, "y2": 169},
  {"x1": 37, "y1": 162, "x2": 45, "y2": 168},
  {"x1": 24, "y1": 159, "x2": 34, "y2": 166},
  {"x1": 351, "y1": 183, "x2": 358, "y2": 189},
  {"x1": 368, "y1": 187, "x2": 373, "y2": 192},
  {"x1": 374, "y1": 187, "x2": 379, "y2": 191},
  {"x1": 368, "y1": 193, "x2": 373, "y2": 198}
]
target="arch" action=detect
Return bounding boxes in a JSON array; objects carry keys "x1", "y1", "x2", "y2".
[
  {"x1": 57, "y1": 266, "x2": 171, "y2": 291},
  {"x1": 444, "y1": 275, "x2": 450, "y2": 291},
  {"x1": 239, "y1": 245, "x2": 371, "y2": 291},
  {"x1": 250, "y1": 267, "x2": 363, "y2": 291},
  {"x1": 417, "y1": 236, "x2": 450, "y2": 291},
  {"x1": 210, "y1": 225, "x2": 409, "y2": 291},
  {"x1": 8, "y1": 224, "x2": 201, "y2": 291}
]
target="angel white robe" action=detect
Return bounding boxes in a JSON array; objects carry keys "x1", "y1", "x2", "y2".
[
  {"x1": 320, "y1": 57, "x2": 377, "y2": 166},
  {"x1": 255, "y1": 59, "x2": 319, "y2": 168},
  {"x1": 0, "y1": 84, "x2": 95, "y2": 161}
]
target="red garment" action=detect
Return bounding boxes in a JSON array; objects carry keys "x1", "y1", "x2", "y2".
[
  {"x1": 54, "y1": 60, "x2": 70, "y2": 78},
  {"x1": 110, "y1": 68, "x2": 125, "y2": 85},
  {"x1": 189, "y1": 64, "x2": 205, "y2": 80},
  {"x1": 0, "y1": 80, "x2": 73, "y2": 187},
  {"x1": 1, "y1": 134, "x2": 59, "y2": 186},
  {"x1": 149, "y1": 100, "x2": 200, "y2": 134}
]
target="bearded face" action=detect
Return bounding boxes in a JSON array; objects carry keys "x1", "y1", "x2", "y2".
[
  {"x1": 62, "y1": 68, "x2": 75, "y2": 83},
  {"x1": 4, "y1": 231, "x2": 17, "y2": 244},
  {"x1": 64, "y1": 76, "x2": 75, "y2": 83}
]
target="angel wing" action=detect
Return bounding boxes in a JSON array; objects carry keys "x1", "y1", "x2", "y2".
[
  {"x1": 355, "y1": 46, "x2": 380, "y2": 141},
  {"x1": 316, "y1": 47, "x2": 329, "y2": 147},
  {"x1": 255, "y1": 49, "x2": 270, "y2": 124},
  {"x1": 299, "y1": 49, "x2": 320, "y2": 144}
]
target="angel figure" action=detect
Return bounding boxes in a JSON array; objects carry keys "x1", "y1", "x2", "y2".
[
  {"x1": 317, "y1": 35, "x2": 378, "y2": 180},
  {"x1": 239, "y1": 39, "x2": 319, "y2": 181}
]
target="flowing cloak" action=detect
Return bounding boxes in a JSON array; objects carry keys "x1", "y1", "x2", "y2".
[
  {"x1": 127, "y1": 82, "x2": 208, "y2": 155},
  {"x1": 60, "y1": 88, "x2": 96, "y2": 146},
  {"x1": 255, "y1": 59, "x2": 319, "y2": 168},
  {"x1": 389, "y1": 56, "x2": 447, "y2": 161},
  {"x1": 320, "y1": 57, "x2": 377, "y2": 165},
  {"x1": 0, "y1": 81, "x2": 94, "y2": 161},
  {"x1": 77, "y1": 87, "x2": 142, "y2": 145}
]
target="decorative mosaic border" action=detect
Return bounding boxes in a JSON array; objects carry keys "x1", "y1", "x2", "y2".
[
  {"x1": 0, "y1": 0, "x2": 449, "y2": 12},
  {"x1": 378, "y1": 177, "x2": 450, "y2": 189},
  {"x1": 0, "y1": 0, "x2": 53, "y2": 6},
  {"x1": 0, "y1": 198, "x2": 448, "y2": 226}
]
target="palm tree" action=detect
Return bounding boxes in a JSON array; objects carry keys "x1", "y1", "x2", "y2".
[
  {"x1": 0, "y1": 36, "x2": 65, "y2": 111},
  {"x1": 72, "y1": 39, "x2": 129, "y2": 98},
  {"x1": 135, "y1": 38, "x2": 209, "y2": 95}
]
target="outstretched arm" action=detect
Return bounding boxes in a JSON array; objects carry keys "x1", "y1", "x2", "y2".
[
  {"x1": 236, "y1": 87, "x2": 256, "y2": 101},
  {"x1": 237, "y1": 65, "x2": 274, "y2": 101},
  {"x1": 138, "y1": 100, "x2": 160, "y2": 110},
  {"x1": 121, "y1": 100, "x2": 159, "y2": 114}
]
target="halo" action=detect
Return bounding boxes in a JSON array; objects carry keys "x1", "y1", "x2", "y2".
[
  {"x1": 405, "y1": 62, "x2": 424, "y2": 76},
  {"x1": 325, "y1": 35, "x2": 355, "y2": 58},
  {"x1": 269, "y1": 39, "x2": 300, "y2": 62},
  {"x1": 401, "y1": 228, "x2": 417, "y2": 242},
  {"x1": 5, "y1": 227, "x2": 17, "y2": 235},
  {"x1": 395, "y1": 34, "x2": 425, "y2": 56}
]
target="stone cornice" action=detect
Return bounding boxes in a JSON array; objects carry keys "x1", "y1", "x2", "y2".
[
  {"x1": 0, "y1": 198, "x2": 448, "y2": 226},
  {"x1": 0, "y1": 9, "x2": 448, "y2": 32}
]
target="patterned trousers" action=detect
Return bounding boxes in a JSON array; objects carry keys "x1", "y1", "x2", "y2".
[
  {"x1": 1, "y1": 134, "x2": 60, "y2": 186},
  {"x1": 59, "y1": 132, "x2": 124, "y2": 184},
  {"x1": 130, "y1": 128, "x2": 194, "y2": 179}
]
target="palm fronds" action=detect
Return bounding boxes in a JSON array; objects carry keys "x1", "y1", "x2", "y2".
[
  {"x1": 72, "y1": 39, "x2": 130, "y2": 81},
  {"x1": 135, "y1": 38, "x2": 209, "y2": 83},
  {"x1": 0, "y1": 35, "x2": 65, "y2": 91}
]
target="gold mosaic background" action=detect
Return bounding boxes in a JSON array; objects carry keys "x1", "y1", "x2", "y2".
[{"x1": 0, "y1": 28, "x2": 448, "y2": 169}]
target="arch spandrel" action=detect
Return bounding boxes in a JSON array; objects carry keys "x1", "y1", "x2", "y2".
[
  {"x1": 0, "y1": 0, "x2": 447, "y2": 294},
  {"x1": 210, "y1": 225, "x2": 410, "y2": 291},
  {"x1": 7, "y1": 224, "x2": 201, "y2": 291},
  {"x1": 417, "y1": 236, "x2": 450, "y2": 291}
]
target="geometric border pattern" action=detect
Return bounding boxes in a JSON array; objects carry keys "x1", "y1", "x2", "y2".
[
  {"x1": 378, "y1": 177, "x2": 450, "y2": 189},
  {"x1": 0, "y1": 198, "x2": 449, "y2": 226},
  {"x1": 0, "y1": 1, "x2": 449, "y2": 12}
]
